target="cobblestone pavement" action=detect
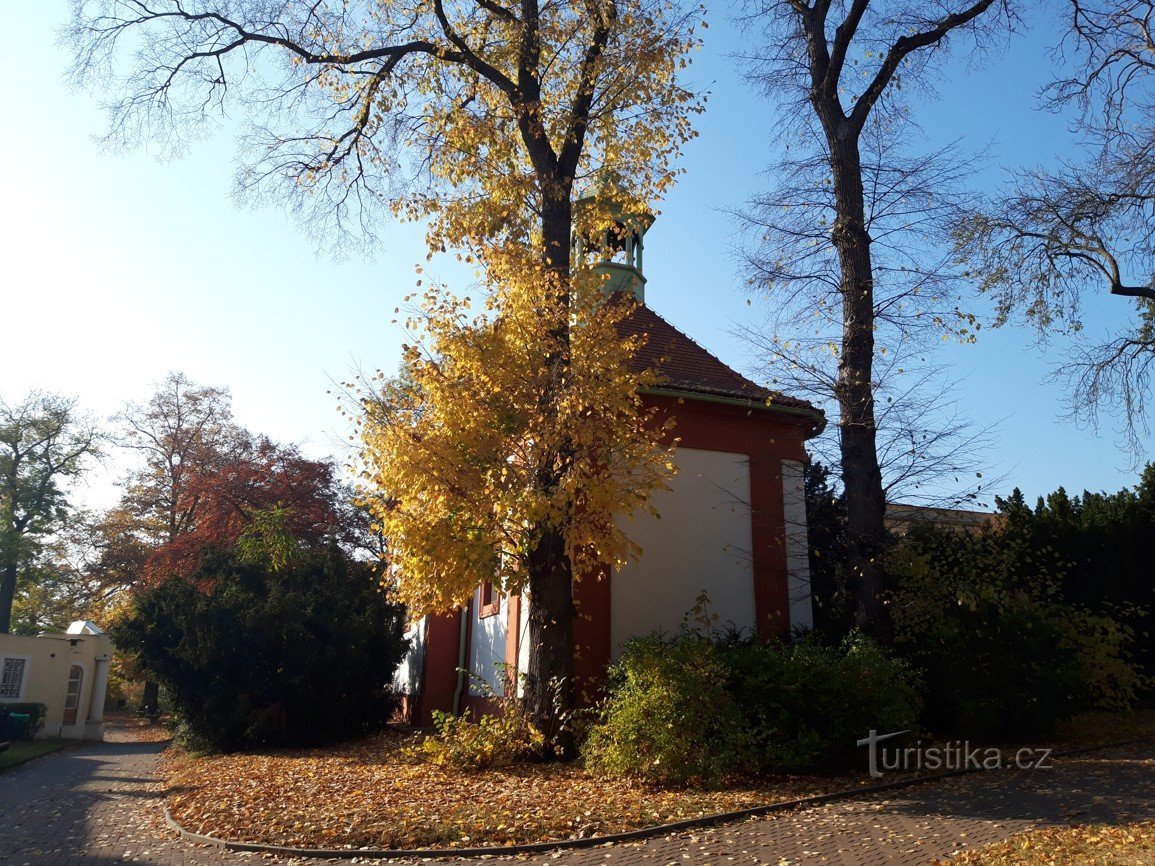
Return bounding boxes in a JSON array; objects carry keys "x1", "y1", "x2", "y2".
[{"x1": 1, "y1": 724, "x2": 1152, "y2": 866}]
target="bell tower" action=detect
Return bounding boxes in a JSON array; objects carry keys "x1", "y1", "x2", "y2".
[{"x1": 574, "y1": 179, "x2": 655, "y2": 303}]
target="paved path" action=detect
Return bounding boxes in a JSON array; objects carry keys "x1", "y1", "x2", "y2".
[{"x1": 1, "y1": 729, "x2": 1153, "y2": 866}]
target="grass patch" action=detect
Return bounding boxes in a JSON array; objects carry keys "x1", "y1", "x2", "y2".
[
  {"x1": 940, "y1": 822, "x2": 1155, "y2": 865},
  {"x1": 0, "y1": 739, "x2": 65, "y2": 772}
]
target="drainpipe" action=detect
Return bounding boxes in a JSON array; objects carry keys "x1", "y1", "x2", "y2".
[{"x1": 451, "y1": 604, "x2": 469, "y2": 717}]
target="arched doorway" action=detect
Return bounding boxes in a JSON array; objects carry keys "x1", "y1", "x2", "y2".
[{"x1": 63, "y1": 665, "x2": 84, "y2": 726}]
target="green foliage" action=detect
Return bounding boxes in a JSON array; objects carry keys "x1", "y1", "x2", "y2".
[
  {"x1": 995, "y1": 476, "x2": 1155, "y2": 684},
  {"x1": 236, "y1": 506, "x2": 302, "y2": 573},
  {"x1": 0, "y1": 392, "x2": 101, "y2": 633},
  {"x1": 0, "y1": 703, "x2": 47, "y2": 739},
  {"x1": 415, "y1": 669, "x2": 572, "y2": 771},
  {"x1": 419, "y1": 708, "x2": 545, "y2": 771},
  {"x1": 583, "y1": 629, "x2": 918, "y2": 784},
  {"x1": 803, "y1": 460, "x2": 853, "y2": 642},
  {"x1": 10, "y1": 559, "x2": 86, "y2": 635},
  {"x1": 889, "y1": 520, "x2": 1144, "y2": 741},
  {"x1": 721, "y1": 634, "x2": 920, "y2": 773},
  {"x1": 582, "y1": 635, "x2": 746, "y2": 786},
  {"x1": 112, "y1": 537, "x2": 408, "y2": 752}
]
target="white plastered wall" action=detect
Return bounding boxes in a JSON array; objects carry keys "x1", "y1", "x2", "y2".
[
  {"x1": 781, "y1": 458, "x2": 814, "y2": 631},
  {"x1": 393, "y1": 618, "x2": 426, "y2": 696},
  {"x1": 516, "y1": 594, "x2": 530, "y2": 697},
  {"x1": 610, "y1": 447, "x2": 756, "y2": 656},
  {"x1": 468, "y1": 590, "x2": 508, "y2": 696}
]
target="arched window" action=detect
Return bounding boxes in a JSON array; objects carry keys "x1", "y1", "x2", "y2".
[{"x1": 63, "y1": 665, "x2": 84, "y2": 725}]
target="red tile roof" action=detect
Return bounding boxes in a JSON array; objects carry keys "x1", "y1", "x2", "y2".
[{"x1": 616, "y1": 301, "x2": 820, "y2": 417}]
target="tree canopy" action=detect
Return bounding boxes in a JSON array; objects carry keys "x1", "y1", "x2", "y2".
[
  {"x1": 358, "y1": 279, "x2": 676, "y2": 616},
  {"x1": 0, "y1": 392, "x2": 102, "y2": 633},
  {"x1": 68, "y1": 0, "x2": 701, "y2": 257},
  {"x1": 958, "y1": 0, "x2": 1155, "y2": 452}
]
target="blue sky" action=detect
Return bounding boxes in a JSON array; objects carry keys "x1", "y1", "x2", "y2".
[{"x1": 1, "y1": 2, "x2": 1148, "y2": 510}]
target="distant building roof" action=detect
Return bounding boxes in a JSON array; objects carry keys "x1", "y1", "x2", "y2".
[
  {"x1": 885, "y1": 503, "x2": 997, "y2": 535},
  {"x1": 617, "y1": 302, "x2": 821, "y2": 420},
  {"x1": 66, "y1": 620, "x2": 104, "y2": 635}
]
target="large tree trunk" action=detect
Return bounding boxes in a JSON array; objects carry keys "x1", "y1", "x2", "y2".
[
  {"x1": 522, "y1": 190, "x2": 579, "y2": 758},
  {"x1": 526, "y1": 528, "x2": 576, "y2": 757},
  {"x1": 140, "y1": 680, "x2": 161, "y2": 717},
  {"x1": 0, "y1": 560, "x2": 16, "y2": 634},
  {"x1": 826, "y1": 131, "x2": 892, "y2": 642}
]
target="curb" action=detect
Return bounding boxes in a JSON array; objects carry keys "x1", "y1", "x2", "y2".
[{"x1": 162, "y1": 735, "x2": 1153, "y2": 861}]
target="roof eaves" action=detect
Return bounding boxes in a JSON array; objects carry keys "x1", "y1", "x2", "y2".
[{"x1": 639, "y1": 385, "x2": 827, "y2": 432}]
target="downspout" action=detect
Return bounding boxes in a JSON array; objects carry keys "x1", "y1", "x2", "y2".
[{"x1": 452, "y1": 604, "x2": 469, "y2": 717}]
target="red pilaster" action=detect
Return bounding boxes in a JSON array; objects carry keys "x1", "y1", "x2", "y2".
[
  {"x1": 572, "y1": 569, "x2": 612, "y2": 706},
  {"x1": 418, "y1": 611, "x2": 464, "y2": 727},
  {"x1": 748, "y1": 448, "x2": 790, "y2": 639}
]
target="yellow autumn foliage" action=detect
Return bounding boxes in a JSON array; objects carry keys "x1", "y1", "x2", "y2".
[
  {"x1": 332, "y1": 0, "x2": 704, "y2": 615},
  {"x1": 359, "y1": 266, "x2": 677, "y2": 616},
  {"x1": 293, "y1": 0, "x2": 704, "y2": 264}
]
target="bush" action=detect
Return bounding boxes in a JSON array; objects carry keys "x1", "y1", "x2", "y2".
[
  {"x1": 582, "y1": 635, "x2": 746, "y2": 786},
  {"x1": 721, "y1": 633, "x2": 920, "y2": 773},
  {"x1": 420, "y1": 708, "x2": 544, "y2": 770},
  {"x1": 583, "y1": 631, "x2": 918, "y2": 784},
  {"x1": 112, "y1": 540, "x2": 409, "y2": 752},
  {"x1": 890, "y1": 527, "x2": 1144, "y2": 741},
  {"x1": 0, "y1": 703, "x2": 47, "y2": 740}
]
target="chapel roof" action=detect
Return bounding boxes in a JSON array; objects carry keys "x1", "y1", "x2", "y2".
[{"x1": 615, "y1": 301, "x2": 822, "y2": 421}]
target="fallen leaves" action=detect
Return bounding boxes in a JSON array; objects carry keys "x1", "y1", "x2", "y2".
[
  {"x1": 940, "y1": 822, "x2": 1155, "y2": 866},
  {"x1": 161, "y1": 728, "x2": 855, "y2": 851},
  {"x1": 104, "y1": 712, "x2": 174, "y2": 744},
  {"x1": 158, "y1": 710, "x2": 1155, "y2": 853}
]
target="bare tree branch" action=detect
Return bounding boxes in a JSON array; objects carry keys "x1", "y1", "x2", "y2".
[
  {"x1": 736, "y1": 0, "x2": 1011, "y2": 637},
  {"x1": 958, "y1": 1, "x2": 1155, "y2": 454}
]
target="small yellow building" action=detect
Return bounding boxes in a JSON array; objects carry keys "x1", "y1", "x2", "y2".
[{"x1": 0, "y1": 621, "x2": 113, "y2": 741}]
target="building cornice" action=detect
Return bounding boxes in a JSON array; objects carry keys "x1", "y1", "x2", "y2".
[{"x1": 639, "y1": 386, "x2": 827, "y2": 435}]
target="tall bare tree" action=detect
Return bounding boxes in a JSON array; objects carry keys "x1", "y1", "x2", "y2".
[
  {"x1": 738, "y1": 0, "x2": 1012, "y2": 638},
  {"x1": 117, "y1": 372, "x2": 236, "y2": 549},
  {"x1": 0, "y1": 393, "x2": 102, "y2": 633},
  {"x1": 958, "y1": 1, "x2": 1155, "y2": 454}
]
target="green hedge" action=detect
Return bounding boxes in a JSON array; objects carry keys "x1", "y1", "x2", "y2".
[
  {"x1": 721, "y1": 634, "x2": 920, "y2": 773},
  {"x1": 0, "y1": 703, "x2": 48, "y2": 740},
  {"x1": 582, "y1": 632, "x2": 920, "y2": 784},
  {"x1": 889, "y1": 524, "x2": 1144, "y2": 741}
]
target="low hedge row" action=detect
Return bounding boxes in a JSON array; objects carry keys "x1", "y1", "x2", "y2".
[
  {"x1": 582, "y1": 633, "x2": 919, "y2": 785},
  {"x1": 0, "y1": 703, "x2": 48, "y2": 740}
]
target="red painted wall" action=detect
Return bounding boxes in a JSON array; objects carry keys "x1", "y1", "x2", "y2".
[{"x1": 417, "y1": 612, "x2": 466, "y2": 727}]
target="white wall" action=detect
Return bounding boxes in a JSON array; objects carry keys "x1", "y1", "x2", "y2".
[
  {"x1": 468, "y1": 590, "x2": 508, "y2": 696},
  {"x1": 516, "y1": 594, "x2": 530, "y2": 697},
  {"x1": 393, "y1": 618, "x2": 425, "y2": 697},
  {"x1": 781, "y1": 458, "x2": 814, "y2": 631},
  {"x1": 611, "y1": 447, "x2": 756, "y2": 656}
]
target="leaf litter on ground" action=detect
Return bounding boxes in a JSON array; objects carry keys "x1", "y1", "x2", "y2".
[{"x1": 162, "y1": 710, "x2": 1155, "y2": 851}]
